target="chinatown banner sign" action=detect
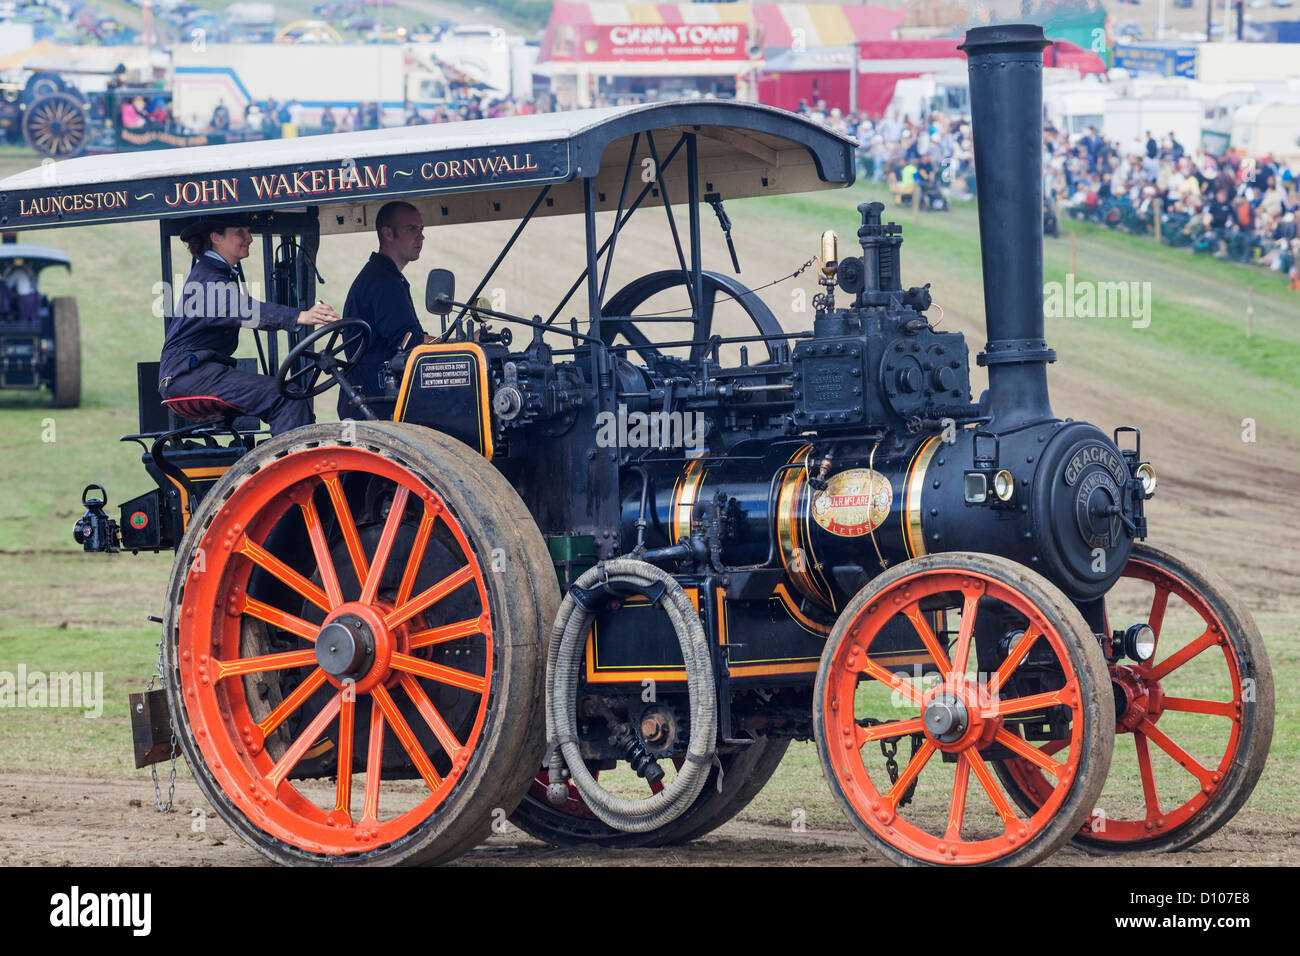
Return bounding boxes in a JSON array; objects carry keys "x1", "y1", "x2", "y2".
[{"x1": 548, "y1": 22, "x2": 751, "y2": 62}]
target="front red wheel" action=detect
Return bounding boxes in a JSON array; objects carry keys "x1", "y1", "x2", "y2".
[
  {"x1": 162, "y1": 422, "x2": 557, "y2": 865},
  {"x1": 813, "y1": 553, "x2": 1113, "y2": 866},
  {"x1": 997, "y1": 543, "x2": 1273, "y2": 852}
]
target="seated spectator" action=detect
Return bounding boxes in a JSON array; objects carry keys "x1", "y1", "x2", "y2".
[{"x1": 120, "y1": 97, "x2": 146, "y2": 130}]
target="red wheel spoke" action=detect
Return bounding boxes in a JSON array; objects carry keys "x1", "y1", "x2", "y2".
[
  {"x1": 1148, "y1": 585, "x2": 1171, "y2": 642},
  {"x1": 299, "y1": 496, "x2": 344, "y2": 609},
  {"x1": 949, "y1": 589, "x2": 980, "y2": 678},
  {"x1": 856, "y1": 717, "x2": 925, "y2": 748},
  {"x1": 398, "y1": 673, "x2": 463, "y2": 759},
  {"x1": 241, "y1": 596, "x2": 319, "y2": 643},
  {"x1": 258, "y1": 667, "x2": 328, "y2": 737},
  {"x1": 263, "y1": 690, "x2": 342, "y2": 793},
  {"x1": 237, "y1": 537, "x2": 330, "y2": 612},
  {"x1": 861, "y1": 658, "x2": 925, "y2": 707},
  {"x1": 359, "y1": 702, "x2": 385, "y2": 825},
  {"x1": 994, "y1": 627, "x2": 1041, "y2": 686},
  {"x1": 648, "y1": 778, "x2": 665, "y2": 795},
  {"x1": 408, "y1": 617, "x2": 484, "y2": 650},
  {"x1": 384, "y1": 564, "x2": 476, "y2": 629},
  {"x1": 1149, "y1": 630, "x2": 1218, "y2": 681},
  {"x1": 395, "y1": 506, "x2": 437, "y2": 607},
  {"x1": 966, "y1": 751, "x2": 1020, "y2": 828},
  {"x1": 1163, "y1": 696, "x2": 1237, "y2": 717},
  {"x1": 371, "y1": 683, "x2": 443, "y2": 793},
  {"x1": 904, "y1": 603, "x2": 951, "y2": 672},
  {"x1": 333, "y1": 694, "x2": 355, "y2": 824},
  {"x1": 946, "y1": 756, "x2": 970, "y2": 840},
  {"x1": 1134, "y1": 732, "x2": 1162, "y2": 821},
  {"x1": 1040, "y1": 738, "x2": 1068, "y2": 757},
  {"x1": 884, "y1": 739, "x2": 937, "y2": 810},
  {"x1": 994, "y1": 687, "x2": 1068, "y2": 717},
  {"x1": 324, "y1": 475, "x2": 369, "y2": 587},
  {"x1": 390, "y1": 652, "x2": 487, "y2": 695},
  {"x1": 1138, "y1": 718, "x2": 1215, "y2": 787},
  {"x1": 994, "y1": 729, "x2": 1065, "y2": 779},
  {"x1": 359, "y1": 486, "x2": 410, "y2": 606},
  {"x1": 213, "y1": 648, "x2": 317, "y2": 681}
]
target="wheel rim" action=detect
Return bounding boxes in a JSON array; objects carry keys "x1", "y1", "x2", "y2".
[
  {"x1": 178, "y1": 446, "x2": 494, "y2": 855},
  {"x1": 1001, "y1": 553, "x2": 1246, "y2": 845},
  {"x1": 821, "y1": 569, "x2": 1089, "y2": 865},
  {"x1": 601, "y1": 270, "x2": 785, "y2": 366}
]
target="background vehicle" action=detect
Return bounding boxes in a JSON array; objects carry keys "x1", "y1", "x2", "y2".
[
  {"x1": 0, "y1": 238, "x2": 79, "y2": 407},
  {"x1": 9, "y1": 25, "x2": 1272, "y2": 868}
]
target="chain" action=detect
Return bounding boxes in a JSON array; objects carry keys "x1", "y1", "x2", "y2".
[
  {"x1": 144, "y1": 637, "x2": 178, "y2": 814},
  {"x1": 859, "y1": 718, "x2": 923, "y2": 808}
]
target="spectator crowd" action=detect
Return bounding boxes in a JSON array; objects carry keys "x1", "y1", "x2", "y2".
[
  {"x1": 191, "y1": 88, "x2": 1300, "y2": 289},
  {"x1": 785, "y1": 98, "x2": 1300, "y2": 289}
]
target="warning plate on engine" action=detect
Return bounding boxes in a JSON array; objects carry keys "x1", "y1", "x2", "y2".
[
  {"x1": 420, "y1": 360, "x2": 472, "y2": 389},
  {"x1": 811, "y1": 468, "x2": 892, "y2": 537}
]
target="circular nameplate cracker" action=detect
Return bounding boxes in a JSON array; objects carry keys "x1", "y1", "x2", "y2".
[{"x1": 811, "y1": 468, "x2": 892, "y2": 537}]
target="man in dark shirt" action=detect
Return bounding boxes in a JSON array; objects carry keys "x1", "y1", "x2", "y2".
[
  {"x1": 338, "y1": 200, "x2": 429, "y2": 419},
  {"x1": 1207, "y1": 188, "x2": 1234, "y2": 230}
]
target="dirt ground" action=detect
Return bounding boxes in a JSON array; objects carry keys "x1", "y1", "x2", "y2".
[
  {"x1": 2, "y1": 190, "x2": 1296, "y2": 868},
  {"x1": 2, "y1": 772, "x2": 1294, "y2": 866}
]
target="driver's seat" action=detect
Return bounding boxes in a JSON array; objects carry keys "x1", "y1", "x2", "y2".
[{"x1": 161, "y1": 395, "x2": 243, "y2": 424}]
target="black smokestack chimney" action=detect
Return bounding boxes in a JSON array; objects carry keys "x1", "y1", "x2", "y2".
[{"x1": 959, "y1": 24, "x2": 1055, "y2": 429}]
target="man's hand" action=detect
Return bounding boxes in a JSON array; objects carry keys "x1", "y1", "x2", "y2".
[{"x1": 297, "y1": 302, "x2": 339, "y2": 326}]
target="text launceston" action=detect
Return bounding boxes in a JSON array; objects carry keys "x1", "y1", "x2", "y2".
[{"x1": 17, "y1": 152, "x2": 544, "y2": 220}]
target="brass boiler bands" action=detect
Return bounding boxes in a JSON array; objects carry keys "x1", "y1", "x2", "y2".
[{"x1": 639, "y1": 435, "x2": 941, "y2": 610}]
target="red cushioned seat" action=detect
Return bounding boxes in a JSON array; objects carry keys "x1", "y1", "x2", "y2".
[{"x1": 162, "y1": 395, "x2": 243, "y2": 423}]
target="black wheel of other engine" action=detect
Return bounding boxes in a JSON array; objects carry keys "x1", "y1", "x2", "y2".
[
  {"x1": 51, "y1": 297, "x2": 80, "y2": 408},
  {"x1": 23, "y1": 92, "x2": 88, "y2": 158},
  {"x1": 601, "y1": 270, "x2": 784, "y2": 365}
]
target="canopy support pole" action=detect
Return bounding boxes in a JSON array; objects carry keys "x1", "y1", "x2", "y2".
[
  {"x1": 545, "y1": 134, "x2": 688, "y2": 326},
  {"x1": 598, "y1": 132, "x2": 641, "y2": 304},
  {"x1": 686, "y1": 131, "x2": 703, "y2": 342},
  {"x1": 455, "y1": 184, "x2": 552, "y2": 325}
]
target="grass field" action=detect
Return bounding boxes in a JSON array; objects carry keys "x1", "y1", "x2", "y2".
[{"x1": 0, "y1": 142, "x2": 1295, "y2": 859}]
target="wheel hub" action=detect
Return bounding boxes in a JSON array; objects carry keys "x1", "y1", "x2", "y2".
[
  {"x1": 923, "y1": 693, "x2": 968, "y2": 742},
  {"x1": 1110, "y1": 663, "x2": 1164, "y2": 733},
  {"x1": 316, "y1": 617, "x2": 375, "y2": 680},
  {"x1": 315, "y1": 602, "x2": 396, "y2": 692},
  {"x1": 920, "y1": 681, "x2": 1001, "y2": 753}
]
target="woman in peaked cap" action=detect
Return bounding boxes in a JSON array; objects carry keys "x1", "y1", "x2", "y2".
[{"x1": 157, "y1": 217, "x2": 338, "y2": 435}]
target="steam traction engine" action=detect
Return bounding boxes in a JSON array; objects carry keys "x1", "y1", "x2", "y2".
[{"x1": 59, "y1": 25, "x2": 1272, "y2": 866}]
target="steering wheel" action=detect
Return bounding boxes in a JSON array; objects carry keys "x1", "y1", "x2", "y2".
[{"x1": 275, "y1": 318, "x2": 372, "y2": 400}]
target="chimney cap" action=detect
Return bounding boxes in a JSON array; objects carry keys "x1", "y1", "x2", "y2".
[{"x1": 958, "y1": 23, "x2": 1050, "y2": 56}]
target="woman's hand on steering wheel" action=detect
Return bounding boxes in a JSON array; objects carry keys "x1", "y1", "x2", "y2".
[{"x1": 297, "y1": 301, "x2": 339, "y2": 326}]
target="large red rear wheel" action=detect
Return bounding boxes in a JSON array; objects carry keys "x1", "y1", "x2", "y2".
[
  {"x1": 996, "y1": 543, "x2": 1273, "y2": 852},
  {"x1": 161, "y1": 422, "x2": 557, "y2": 865},
  {"x1": 814, "y1": 553, "x2": 1113, "y2": 866}
]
